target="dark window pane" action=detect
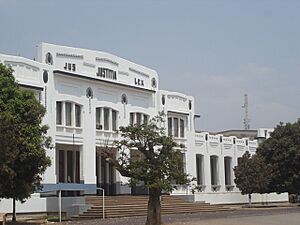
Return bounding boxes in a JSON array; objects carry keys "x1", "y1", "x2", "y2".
[
  {"x1": 174, "y1": 118, "x2": 179, "y2": 137},
  {"x1": 75, "y1": 104, "x2": 81, "y2": 127},
  {"x1": 130, "y1": 113, "x2": 134, "y2": 125},
  {"x1": 56, "y1": 102, "x2": 62, "y2": 125},
  {"x1": 65, "y1": 102, "x2": 72, "y2": 126},
  {"x1": 112, "y1": 110, "x2": 117, "y2": 131},
  {"x1": 104, "y1": 108, "x2": 110, "y2": 130},
  {"x1": 180, "y1": 119, "x2": 184, "y2": 138},
  {"x1": 168, "y1": 117, "x2": 172, "y2": 136},
  {"x1": 136, "y1": 113, "x2": 141, "y2": 125}
]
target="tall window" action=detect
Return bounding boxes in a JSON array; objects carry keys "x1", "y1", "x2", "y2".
[
  {"x1": 196, "y1": 154, "x2": 204, "y2": 185},
  {"x1": 130, "y1": 113, "x2": 134, "y2": 125},
  {"x1": 210, "y1": 155, "x2": 219, "y2": 186},
  {"x1": 65, "y1": 102, "x2": 72, "y2": 126},
  {"x1": 143, "y1": 114, "x2": 148, "y2": 124},
  {"x1": 56, "y1": 101, "x2": 82, "y2": 127},
  {"x1": 180, "y1": 119, "x2": 184, "y2": 138},
  {"x1": 112, "y1": 110, "x2": 117, "y2": 131},
  {"x1": 96, "y1": 108, "x2": 102, "y2": 129},
  {"x1": 174, "y1": 118, "x2": 179, "y2": 137},
  {"x1": 167, "y1": 116, "x2": 185, "y2": 138},
  {"x1": 104, "y1": 108, "x2": 110, "y2": 130},
  {"x1": 136, "y1": 113, "x2": 141, "y2": 125},
  {"x1": 56, "y1": 101, "x2": 62, "y2": 125},
  {"x1": 224, "y1": 157, "x2": 232, "y2": 186},
  {"x1": 168, "y1": 118, "x2": 172, "y2": 136},
  {"x1": 75, "y1": 104, "x2": 81, "y2": 127}
]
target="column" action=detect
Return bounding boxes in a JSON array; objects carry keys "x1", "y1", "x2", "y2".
[
  {"x1": 219, "y1": 156, "x2": 226, "y2": 192},
  {"x1": 82, "y1": 103, "x2": 96, "y2": 194},
  {"x1": 204, "y1": 153, "x2": 211, "y2": 192}
]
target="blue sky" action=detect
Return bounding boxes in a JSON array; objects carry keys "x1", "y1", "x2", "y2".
[{"x1": 1, "y1": 0, "x2": 299, "y2": 131}]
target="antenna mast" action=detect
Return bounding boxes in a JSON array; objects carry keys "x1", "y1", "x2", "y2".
[{"x1": 242, "y1": 94, "x2": 250, "y2": 130}]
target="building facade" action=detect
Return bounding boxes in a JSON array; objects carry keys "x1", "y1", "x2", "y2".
[{"x1": 0, "y1": 43, "x2": 287, "y2": 212}]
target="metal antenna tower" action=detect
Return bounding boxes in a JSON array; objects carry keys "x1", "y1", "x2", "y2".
[{"x1": 242, "y1": 94, "x2": 250, "y2": 130}]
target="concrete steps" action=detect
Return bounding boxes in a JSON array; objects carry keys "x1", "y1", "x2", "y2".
[{"x1": 75, "y1": 195, "x2": 233, "y2": 219}]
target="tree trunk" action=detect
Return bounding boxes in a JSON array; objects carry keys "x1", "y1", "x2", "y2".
[
  {"x1": 248, "y1": 194, "x2": 252, "y2": 208},
  {"x1": 12, "y1": 197, "x2": 16, "y2": 221},
  {"x1": 145, "y1": 188, "x2": 161, "y2": 225}
]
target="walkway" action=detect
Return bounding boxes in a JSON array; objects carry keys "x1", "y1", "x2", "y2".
[{"x1": 55, "y1": 207, "x2": 300, "y2": 225}]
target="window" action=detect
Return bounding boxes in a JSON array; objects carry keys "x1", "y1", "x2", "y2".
[
  {"x1": 143, "y1": 114, "x2": 148, "y2": 124},
  {"x1": 56, "y1": 101, "x2": 82, "y2": 127},
  {"x1": 96, "y1": 107, "x2": 118, "y2": 131},
  {"x1": 168, "y1": 118, "x2": 172, "y2": 136},
  {"x1": 136, "y1": 113, "x2": 141, "y2": 125},
  {"x1": 180, "y1": 119, "x2": 184, "y2": 138},
  {"x1": 210, "y1": 156, "x2": 219, "y2": 186},
  {"x1": 168, "y1": 116, "x2": 186, "y2": 138},
  {"x1": 65, "y1": 102, "x2": 72, "y2": 126},
  {"x1": 130, "y1": 113, "x2": 134, "y2": 125},
  {"x1": 104, "y1": 108, "x2": 110, "y2": 130},
  {"x1": 112, "y1": 110, "x2": 117, "y2": 131},
  {"x1": 130, "y1": 112, "x2": 149, "y2": 126},
  {"x1": 96, "y1": 108, "x2": 102, "y2": 130},
  {"x1": 174, "y1": 118, "x2": 179, "y2": 137},
  {"x1": 56, "y1": 101, "x2": 62, "y2": 125},
  {"x1": 224, "y1": 157, "x2": 232, "y2": 186},
  {"x1": 196, "y1": 154, "x2": 204, "y2": 185},
  {"x1": 75, "y1": 104, "x2": 81, "y2": 127}
]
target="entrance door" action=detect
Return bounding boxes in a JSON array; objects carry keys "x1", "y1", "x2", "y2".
[{"x1": 96, "y1": 151, "x2": 116, "y2": 195}]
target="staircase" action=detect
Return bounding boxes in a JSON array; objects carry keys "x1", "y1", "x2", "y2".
[{"x1": 75, "y1": 195, "x2": 233, "y2": 219}]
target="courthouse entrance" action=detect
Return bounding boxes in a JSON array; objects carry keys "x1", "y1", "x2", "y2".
[{"x1": 96, "y1": 147, "x2": 117, "y2": 195}]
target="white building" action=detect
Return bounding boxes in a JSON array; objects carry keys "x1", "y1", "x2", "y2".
[{"x1": 0, "y1": 43, "x2": 287, "y2": 213}]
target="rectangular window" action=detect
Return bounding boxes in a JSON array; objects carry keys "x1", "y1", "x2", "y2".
[
  {"x1": 56, "y1": 101, "x2": 62, "y2": 125},
  {"x1": 75, "y1": 104, "x2": 81, "y2": 127},
  {"x1": 104, "y1": 108, "x2": 110, "y2": 130},
  {"x1": 130, "y1": 113, "x2": 134, "y2": 125},
  {"x1": 180, "y1": 119, "x2": 184, "y2": 138},
  {"x1": 136, "y1": 113, "x2": 141, "y2": 125},
  {"x1": 224, "y1": 157, "x2": 232, "y2": 186},
  {"x1": 65, "y1": 102, "x2": 72, "y2": 126},
  {"x1": 174, "y1": 118, "x2": 179, "y2": 137},
  {"x1": 168, "y1": 117, "x2": 172, "y2": 136},
  {"x1": 143, "y1": 114, "x2": 148, "y2": 124},
  {"x1": 96, "y1": 108, "x2": 102, "y2": 130},
  {"x1": 196, "y1": 155, "x2": 204, "y2": 185},
  {"x1": 112, "y1": 110, "x2": 117, "y2": 131}
]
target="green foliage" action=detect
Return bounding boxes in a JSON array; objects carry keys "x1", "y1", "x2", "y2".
[
  {"x1": 103, "y1": 112, "x2": 191, "y2": 193},
  {"x1": 256, "y1": 120, "x2": 300, "y2": 194},
  {"x1": 0, "y1": 63, "x2": 51, "y2": 202},
  {"x1": 234, "y1": 151, "x2": 272, "y2": 195}
]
